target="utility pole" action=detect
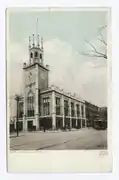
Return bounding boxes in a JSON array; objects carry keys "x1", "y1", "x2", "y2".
[{"x1": 15, "y1": 95, "x2": 20, "y2": 137}]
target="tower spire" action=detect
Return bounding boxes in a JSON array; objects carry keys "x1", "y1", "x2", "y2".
[
  {"x1": 29, "y1": 36, "x2": 31, "y2": 48},
  {"x1": 36, "y1": 18, "x2": 38, "y2": 35},
  {"x1": 36, "y1": 18, "x2": 40, "y2": 47},
  {"x1": 38, "y1": 34, "x2": 40, "y2": 47},
  {"x1": 32, "y1": 33, "x2": 35, "y2": 47},
  {"x1": 41, "y1": 37, "x2": 43, "y2": 50}
]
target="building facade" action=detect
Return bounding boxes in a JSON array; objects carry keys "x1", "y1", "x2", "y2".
[
  {"x1": 11, "y1": 33, "x2": 87, "y2": 131},
  {"x1": 85, "y1": 101, "x2": 99, "y2": 127},
  {"x1": 99, "y1": 107, "x2": 107, "y2": 120}
]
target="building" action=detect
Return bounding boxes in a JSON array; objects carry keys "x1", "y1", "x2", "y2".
[
  {"x1": 99, "y1": 107, "x2": 107, "y2": 120},
  {"x1": 97, "y1": 107, "x2": 107, "y2": 129},
  {"x1": 85, "y1": 101, "x2": 99, "y2": 127},
  {"x1": 10, "y1": 33, "x2": 87, "y2": 131}
]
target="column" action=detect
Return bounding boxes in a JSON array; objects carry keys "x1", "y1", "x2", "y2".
[
  {"x1": 68, "y1": 98, "x2": 72, "y2": 128},
  {"x1": 83, "y1": 103, "x2": 86, "y2": 128},
  {"x1": 61, "y1": 94, "x2": 64, "y2": 127},
  {"x1": 35, "y1": 64, "x2": 39, "y2": 130},
  {"x1": 14, "y1": 118, "x2": 16, "y2": 129},
  {"x1": 80, "y1": 102, "x2": 82, "y2": 128},
  {"x1": 23, "y1": 97, "x2": 27, "y2": 131},
  {"x1": 23, "y1": 69, "x2": 27, "y2": 131},
  {"x1": 35, "y1": 88, "x2": 39, "y2": 130},
  {"x1": 74, "y1": 102, "x2": 77, "y2": 127},
  {"x1": 52, "y1": 91, "x2": 56, "y2": 129}
]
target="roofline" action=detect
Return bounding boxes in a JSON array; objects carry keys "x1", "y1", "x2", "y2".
[
  {"x1": 40, "y1": 89, "x2": 84, "y2": 103},
  {"x1": 23, "y1": 62, "x2": 49, "y2": 71},
  {"x1": 84, "y1": 100, "x2": 99, "y2": 108},
  {"x1": 30, "y1": 47, "x2": 43, "y2": 52}
]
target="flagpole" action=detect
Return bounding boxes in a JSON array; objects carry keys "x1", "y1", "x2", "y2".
[{"x1": 36, "y1": 18, "x2": 39, "y2": 47}]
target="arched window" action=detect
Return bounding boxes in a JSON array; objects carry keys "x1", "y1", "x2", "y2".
[
  {"x1": 27, "y1": 92, "x2": 34, "y2": 117},
  {"x1": 35, "y1": 51, "x2": 38, "y2": 58},
  {"x1": 40, "y1": 53, "x2": 42, "y2": 59},
  {"x1": 30, "y1": 52, "x2": 33, "y2": 58}
]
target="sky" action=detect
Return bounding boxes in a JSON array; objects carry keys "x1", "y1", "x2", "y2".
[{"x1": 7, "y1": 9, "x2": 108, "y2": 115}]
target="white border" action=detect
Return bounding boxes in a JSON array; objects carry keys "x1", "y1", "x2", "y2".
[{"x1": 7, "y1": 7, "x2": 111, "y2": 173}]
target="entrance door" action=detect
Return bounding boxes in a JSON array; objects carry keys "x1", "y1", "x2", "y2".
[
  {"x1": 40, "y1": 118, "x2": 52, "y2": 130},
  {"x1": 64, "y1": 118, "x2": 70, "y2": 128},
  {"x1": 77, "y1": 119, "x2": 81, "y2": 129},
  {"x1": 56, "y1": 120, "x2": 61, "y2": 129},
  {"x1": 72, "y1": 119, "x2": 76, "y2": 128},
  {"x1": 56, "y1": 118, "x2": 63, "y2": 129},
  {"x1": 27, "y1": 121, "x2": 33, "y2": 131}
]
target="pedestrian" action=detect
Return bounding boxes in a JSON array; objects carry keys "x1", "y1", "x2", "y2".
[{"x1": 44, "y1": 126, "x2": 45, "y2": 132}]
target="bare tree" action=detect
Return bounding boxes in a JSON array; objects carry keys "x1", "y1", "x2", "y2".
[{"x1": 82, "y1": 25, "x2": 107, "y2": 59}]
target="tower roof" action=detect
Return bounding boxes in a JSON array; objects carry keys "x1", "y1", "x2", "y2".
[{"x1": 29, "y1": 33, "x2": 43, "y2": 50}]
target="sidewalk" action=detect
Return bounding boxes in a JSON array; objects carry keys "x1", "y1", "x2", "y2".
[{"x1": 9, "y1": 127, "x2": 94, "y2": 138}]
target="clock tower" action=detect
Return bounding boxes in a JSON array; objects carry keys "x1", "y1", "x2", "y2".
[{"x1": 23, "y1": 33, "x2": 49, "y2": 130}]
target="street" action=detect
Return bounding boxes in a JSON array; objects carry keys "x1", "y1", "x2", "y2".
[{"x1": 10, "y1": 128, "x2": 107, "y2": 150}]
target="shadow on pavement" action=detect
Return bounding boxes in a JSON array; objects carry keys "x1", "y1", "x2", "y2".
[{"x1": 10, "y1": 134, "x2": 25, "y2": 139}]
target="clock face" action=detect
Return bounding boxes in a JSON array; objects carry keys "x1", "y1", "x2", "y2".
[
  {"x1": 25, "y1": 69, "x2": 36, "y2": 88},
  {"x1": 27, "y1": 71, "x2": 35, "y2": 85},
  {"x1": 28, "y1": 72, "x2": 32, "y2": 81}
]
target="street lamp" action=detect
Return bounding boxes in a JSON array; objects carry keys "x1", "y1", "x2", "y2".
[{"x1": 15, "y1": 95, "x2": 21, "y2": 137}]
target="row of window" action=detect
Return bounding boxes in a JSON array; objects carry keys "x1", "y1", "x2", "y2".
[
  {"x1": 27, "y1": 95, "x2": 35, "y2": 117},
  {"x1": 55, "y1": 97, "x2": 84, "y2": 117},
  {"x1": 19, "y1": 96, "x2": 84, "y2": 117},
  {"x1": 30, "y1": 52, "x2": 42, "y2": 59},
  {"x1": 28, "y1": 110, "x2": 34, "y2": 117}
]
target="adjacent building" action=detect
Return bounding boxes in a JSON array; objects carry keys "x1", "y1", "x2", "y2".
[
  {"x1": 99, "y1": 107, "x2": 107, "y2": 120},
  {"x1": 85, "y1": 101, "x2": 99, "y2": 127}
]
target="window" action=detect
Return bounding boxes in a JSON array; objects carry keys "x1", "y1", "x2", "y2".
[
  {"x1": 81, "y1": 105, "x2": 84, "y2": 117},
  {"x1": 43, "y1": 97, "x2": 50, "y2": 115},
  {"x1": 30, "y1": 52, "x2": 33, "y2": 58},
  {"x1": 56, "y1": 97, "x2": 61, "y2": 115},
  {"x1": 35, "y1": 51, "x2": 38, "y2": 58},
  {"x1": 38, "y1": 90, "x2": 41, "y2": 115},
  {"x1": 40, "y1": 53, "x2": 42, "y2": 59},
  {"x1": 19, "y1": 102, "x2": 23, "y2": 118},
  {"x1": 71, "y1": 102, "x2": 75, "y2": 117},
  {"x1": 76, "y1": 104, "x2": 80, "y2": 117},
  {"x1": 27, "y1": 93, "x2": 34, "y2": 117},
  {"x1": 64, "y1": 100, "x2": 69, "y2": 116}
]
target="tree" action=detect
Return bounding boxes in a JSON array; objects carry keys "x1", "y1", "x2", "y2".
[{"x1": 82, "y1": 25, "x2": 107, "y2": 59}]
